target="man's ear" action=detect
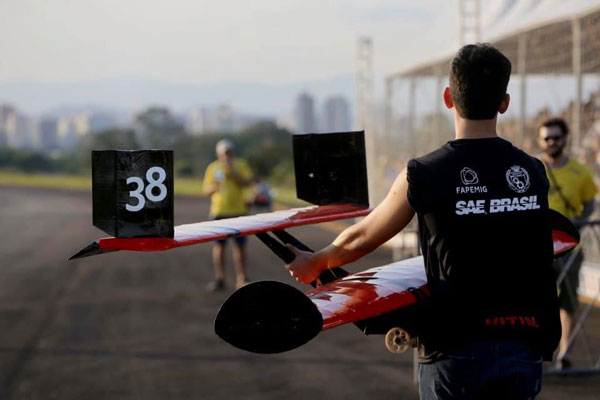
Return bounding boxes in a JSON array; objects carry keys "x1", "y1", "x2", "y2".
[
  {"x1": 443, "y1": 87, "x2": 453, "y2": 109},
  {"x1": 498, "y1": 93, "x2": 510, "y2": 114}
]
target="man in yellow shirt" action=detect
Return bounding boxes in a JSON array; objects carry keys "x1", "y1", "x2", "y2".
[
  {"x1": 203, "y1": 139, "x2": 253, "y2": 291},
  {"x1": 538, "y1": 118, "x2": 598, "y2": 369}
]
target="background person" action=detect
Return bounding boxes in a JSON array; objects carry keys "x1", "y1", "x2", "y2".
[
  {"x1": 286, "y1": 44, "x2": 561, "y2": 399},
  {"x1": 537, "y1": 118, "x2": 598, "y2": 369},
  {"x1": 249, "y1": 180, "x2": 273, "y2": 214},
  {"x1": 202, "y1": 139, "x2": 253, "y2": 291}
]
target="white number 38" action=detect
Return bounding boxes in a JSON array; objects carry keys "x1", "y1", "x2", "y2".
[{"x1": 126, "y1": 166, "x2": 168, "y2": 212}]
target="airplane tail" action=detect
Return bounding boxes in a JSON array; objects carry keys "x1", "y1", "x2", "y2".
[{"x1": 293, "y1": 131, "x2": 368, "y2": 207}]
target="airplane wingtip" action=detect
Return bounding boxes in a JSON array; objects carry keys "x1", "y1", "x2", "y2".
[{"x1": 69, "y1": 241, "x2": 117, "y2": 260}]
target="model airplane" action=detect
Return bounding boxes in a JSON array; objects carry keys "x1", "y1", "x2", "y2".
[
  {"x1": 70, "y1": 131, "x2": 369, "y2": 260},
  {"x1": 69, "y1": 131, "x2": 580, "y2": 355},
  {"x1": 214, "y1": 207, "x2": 579, "y2": 355}
]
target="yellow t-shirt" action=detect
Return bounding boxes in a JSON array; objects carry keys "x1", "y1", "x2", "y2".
[
  {"x1": 544, "y1": 158, "x2": 598, "y2": 219},
  {"x1": 203, "y1": 159, "x2": 252, "y2": 217}
]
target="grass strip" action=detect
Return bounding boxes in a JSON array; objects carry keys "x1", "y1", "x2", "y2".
[{"x1": 0, "y1": 170, "x2": 304, "y2": 206}]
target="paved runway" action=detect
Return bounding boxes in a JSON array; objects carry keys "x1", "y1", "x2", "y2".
[{"x1": 0, "y1": 186, "x2": 599, "y2": 399}]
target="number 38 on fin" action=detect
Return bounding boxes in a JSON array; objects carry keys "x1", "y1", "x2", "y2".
[{"x1": 92, "y1": 150, "x2": 174, "y2": 238}]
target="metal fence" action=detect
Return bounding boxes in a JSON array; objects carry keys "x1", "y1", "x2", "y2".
[{"x1": 546, "y1": 219, "x2": 600, "y2": 374}]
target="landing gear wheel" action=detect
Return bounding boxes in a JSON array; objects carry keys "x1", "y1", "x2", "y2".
[{"x1": 385, "y1": 327, "x2": 412, "y2": 354}]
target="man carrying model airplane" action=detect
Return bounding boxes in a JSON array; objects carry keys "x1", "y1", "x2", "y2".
[{"x1": 286, "y1": 44, "x2": 561, "y2": 400}]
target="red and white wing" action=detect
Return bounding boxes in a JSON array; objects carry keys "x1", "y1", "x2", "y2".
[
  {"x1": 307, "y1": 256, "x2": 427, "y2": 330},
  {"x1": 70, "y1": 204, "x2": 370, "y2": 259},
  {"x1": 307, "y1": 220, "x2": 579, "y2": 331}
]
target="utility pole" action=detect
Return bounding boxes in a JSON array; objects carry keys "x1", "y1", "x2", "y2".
[
  {"x1": 356, "y1": 37, "x2": 375, "y2": 133},
  {"x1": 355, "y1": 37, "x2": 377, "y2": 202},
  {"x1": 458, "y1": 0, "x2": 480, "y2": 46}
]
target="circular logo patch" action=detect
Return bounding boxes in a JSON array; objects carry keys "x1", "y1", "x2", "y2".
[
  {"x1": 506, "y1": 165, "x2": 530, "y2": 193},
  {"x1": 460, "y1": 167, "x2": 479, "y2": 185}
]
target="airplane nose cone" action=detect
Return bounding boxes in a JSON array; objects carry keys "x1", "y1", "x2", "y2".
[{"x1": 214, "y1": 281, "x2": 323, "y2": 354}]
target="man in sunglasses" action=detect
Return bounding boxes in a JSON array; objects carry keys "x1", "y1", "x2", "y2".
[{"x1": 538, "y1": 118, "x2": 597, "y2": 369}]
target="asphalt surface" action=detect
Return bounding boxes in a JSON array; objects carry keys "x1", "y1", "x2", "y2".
[{"x1": 0, "y1": 186, "x2": 599, "y2": 399}]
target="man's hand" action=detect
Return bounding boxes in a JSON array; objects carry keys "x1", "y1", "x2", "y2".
[
  {"x1": 284, "y1": 167, "x2": 414, "y2": 285},
  {"x1": 222, "y1": 158, "x2": 233, "y2": 172},
  {"x1": 220, "y1": 160, "x2": 251, "y2": 186},
  {"x1": 285, "y1": 245, "x2": 325, "y2": 284}
]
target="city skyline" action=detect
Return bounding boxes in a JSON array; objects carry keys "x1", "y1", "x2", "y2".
[{"x1": 0, "y1": 88, "x2": 352, "y2": 151}]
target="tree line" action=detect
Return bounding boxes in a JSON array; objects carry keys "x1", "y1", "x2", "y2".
[{"x1": 0, "y1": 107, "x2": 295, "y2": 186}]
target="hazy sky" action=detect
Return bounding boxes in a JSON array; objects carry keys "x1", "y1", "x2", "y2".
[{"x1": 0, "y1": 0, "x2": 458, "y2": 84}]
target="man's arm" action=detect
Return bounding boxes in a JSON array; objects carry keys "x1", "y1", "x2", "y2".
[
  {"x1": 203, "y1": 183, "x2": 219, "y2": 197},
  {"x1": 577, "y1": 167, "x2": 598, "y2": 221},
  {"x1": 202, "y1": 164, "x2": 219, "y2": 197},
  {"x1": 229, "y1": 170, "x2": 253, "y2": 187},
  {"x1": 580, "y1": 198, "x2": 595, "y2": 220},
  {"x1": 286, "y1": 168, "x2": 415, "y2": 283},
  {"x1": 227, "y1": 160, "x2": 253, "y2": 187}
]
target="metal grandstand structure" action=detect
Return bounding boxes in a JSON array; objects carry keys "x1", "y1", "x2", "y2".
[
  {"x1": 380, "y1": 0, "x2": 600, "y2": 375},
  {"x1": 458, "y1": 0, "x2": 481, "y2": 45},
  {"x1": 382, "y1": 1, "x2": 600, "y2": 204},
  {"x1": 356, "y1": 37, "x2": 377, "y2": 202}
]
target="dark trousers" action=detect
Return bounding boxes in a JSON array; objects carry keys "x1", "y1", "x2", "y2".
[{"x1": 419, "y1": 341, "x2": 542, "y2": 400}]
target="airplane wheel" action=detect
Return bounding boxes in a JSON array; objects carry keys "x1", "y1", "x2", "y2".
[{"x1": 385, "y1": 327, "x2": 412, "y2": 354}]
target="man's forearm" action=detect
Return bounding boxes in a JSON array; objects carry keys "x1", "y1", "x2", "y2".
[
  {"x1": 286, "y1": 168, "x2": 415, "y2": 284},
  {"x1": 326, "y1": 225, "x2": 378, "y2": 267},
  {"x1": 203, "y1": 183, "x2": 218, "y2": 197}
]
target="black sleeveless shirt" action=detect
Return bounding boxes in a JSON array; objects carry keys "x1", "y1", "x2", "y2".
[{"x1": 406, "y1": 137, "x2": 561, "y2": 362}]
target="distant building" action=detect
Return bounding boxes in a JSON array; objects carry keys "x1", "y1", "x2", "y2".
[
  {"x1": 57, "y1": 117, "x2": 78, "y2": 148},
  {"x1": 323, "y1": 96, "x2": 351, "y2": 132},
  {"x1": 185, "y1": 104, "x2": 235, "y2": 134},
  {"x1": 186, "y1": 107, "x2": 212, "y2": 135},
  {"x1": 294, "y1": 93, "x2": 317, "y2": 134},
  {"x1": 38, "y1": 117, "x2": 59, "y2": 150},
  {"x1": 216, "y1": 104, "x2": 235, "y2": 132},
  {"x1": 185, "y1": 104, "x2": 273, "y2": 134},
  {"x1": 72, "y1": 112, "x2": 116, "y2": 135},
  {"x1": 55, "y1": 111, "x2": 117, "y2": 148},
  {"x1": 10, "y1": 113, "x2": 36, "y2": 149},
  {"x1": 0, "y1": 103, "x2": 16, "y2": 146},
  {"x1": 0, "y1": 103, "x2": 37, "y2": 149}
]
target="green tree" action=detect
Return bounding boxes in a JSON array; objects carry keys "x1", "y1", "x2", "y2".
[
  {"x1": 171, "y1": 121, "x2": 293, "y2": 180},
  {"x1": 79, "y1": 128, "x2": 140, "y2": 151},
  {"x1": 237, "y1": 121, "x2": 293, "y2": 180},
  {"x1": 77, "y1": 128, "x2": 140, "y2": 172},
  {"x1": 134, "y1": 106, "x2": 184, "y2": 148}
]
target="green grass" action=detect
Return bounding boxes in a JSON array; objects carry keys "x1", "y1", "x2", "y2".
[
  {"x1": 174, "y1": 177, "x2": 204, "y2": 197},
  {"x1": 0, "y1": 170, "x2": 304, "y2": 206},
  {"x1": 0, "y1": 171, "x2": 91, "y2": 191},
  {"x1": 0, "y1": 170, "x2": 203, "y2": 196}
]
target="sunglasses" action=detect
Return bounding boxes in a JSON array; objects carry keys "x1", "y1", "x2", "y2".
[{"x1": 542, "y1": 135, "x2": 564, "y2": 142}]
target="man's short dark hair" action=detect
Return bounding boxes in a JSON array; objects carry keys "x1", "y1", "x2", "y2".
[
  {"x1": 539, "y1": 118, "x2": 569, "y2": 136},
  {"x1": 450, "y1": 43, "x2": 512, "y2": 120}
]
